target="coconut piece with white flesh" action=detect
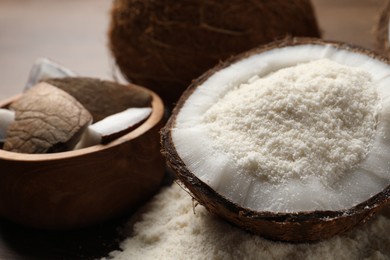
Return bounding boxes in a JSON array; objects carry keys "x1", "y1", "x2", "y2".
[
  {"x1": 17, "y1": 59, "x2": 154, "y2": 151},
  {"x1": 3, "y1": 82, "x2": 92, "y2": 154},
  {"x1": 44, "y1": 77, "x2": 152, "y2": 122},
  {"x1": 161, "y1": 38, "x2": 390, "y2": 242},
  {"x1": 76, "y1": 107, "x2": 152, "y2": 149}
]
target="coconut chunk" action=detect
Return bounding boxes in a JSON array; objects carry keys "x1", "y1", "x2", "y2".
[
  {"x1": 75, "y1": 107, "x2": 152, "y2": 149},
  {"x1": 3, "y1": 82, "x2": 92, "y2": 153},
  {"x1": 44, "y1": 77, "x2": 152, "y2": 122}
]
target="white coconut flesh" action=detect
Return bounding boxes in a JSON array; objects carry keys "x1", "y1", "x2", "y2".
[
  {"x1": 172, "y1": 44, "x2": 390, "y2": 213},
  {"x1": 75, "y1": 107, "x2": 152, "y2": 149}
]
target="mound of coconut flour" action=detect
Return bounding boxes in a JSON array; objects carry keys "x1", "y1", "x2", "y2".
[
  {"x1": 201, "y1": 59, "x2": 378, "y2": 184},
  {"x1": 104, "y1": 184, "x2": 390, "y2": 260}
]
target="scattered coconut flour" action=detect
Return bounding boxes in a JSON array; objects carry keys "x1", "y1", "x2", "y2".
[
  {"x1": 201, "y1": 58, "x2": 379, "y2": 184},
  {"x1": 105, "y1": 184, "x2": 390, "y2": 260}
]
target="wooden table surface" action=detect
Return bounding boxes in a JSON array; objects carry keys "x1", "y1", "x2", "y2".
[{"x1": 0, "y1": 0, "x2": 388, "y2": 259}]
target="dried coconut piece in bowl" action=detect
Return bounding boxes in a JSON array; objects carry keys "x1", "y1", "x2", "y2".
[
  {"x1": 75, "y1": 107, "x2": 152, "y2": 149},
  {"x1": 44, "y1": 77, "x2": 152, "y2": 122},
  {"x1": 4, "y1": 82, "x2": 92, "y2": 153}
]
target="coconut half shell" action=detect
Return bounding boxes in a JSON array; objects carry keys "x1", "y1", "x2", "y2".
[
  {"x1": 109, "y1": 0, "x2": 320, "y2": 107},
  {"x1": 161, "y1": 38, "x2": 390, "y2": 242}
]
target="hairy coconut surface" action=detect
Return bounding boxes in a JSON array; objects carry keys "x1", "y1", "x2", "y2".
[
  {"x1": 161, "y1": 38, "x2": 390, "y2": 242},
  {"x1": 109, "y1": 0, "x2": 320, "y2": 107},
  {"x1": 45, "y1": 77, "x2": 152, "y2": 122}
]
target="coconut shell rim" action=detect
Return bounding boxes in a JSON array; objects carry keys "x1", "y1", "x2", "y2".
[
  {"x1": 161, "y1": 37, "x2": 390, "y2": 223},
  {"x1": 0, "y1": 85, "x2": 164, "y2": 162}
]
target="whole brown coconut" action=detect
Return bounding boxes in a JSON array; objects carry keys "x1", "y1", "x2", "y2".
[
  {"x1": 161, "y1": 38, "x2": 390, "y2": 242},
  {"x1": 109, "y1": 0, "x2": 321, "y2": 107}
]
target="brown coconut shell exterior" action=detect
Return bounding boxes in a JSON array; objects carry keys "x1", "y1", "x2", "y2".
[
  {"x1": 109, "y1": 0, "x2": 321, "y2": 107},
  {"x1": 44, "y1": 77, "x2": 152, "y2": 123},
  {"x1": 161, "y1": 37, "x2": 390, "y2": 242},
  {"x1": 376, "y1": 0, "x2": 390, "y2": 57}
]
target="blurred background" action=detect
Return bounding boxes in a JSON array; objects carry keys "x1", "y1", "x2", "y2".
[{"x1": 0, "y1": 0, "x2": 388, "y2": 100}]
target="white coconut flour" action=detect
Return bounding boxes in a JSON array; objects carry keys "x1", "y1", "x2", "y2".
[
  {"x1": 105, "y1": 184, "x2": 390, "y2": 260},
  {"x1": 201, "y1": 59, "x2": 379, "y2": 184}
]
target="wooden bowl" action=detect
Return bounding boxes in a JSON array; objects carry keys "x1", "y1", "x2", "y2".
[{"x1": 0, "y1": 90, "x2": 165, "y2": 229}]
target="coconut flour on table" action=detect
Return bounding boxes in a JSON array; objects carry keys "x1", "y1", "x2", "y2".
[{"x1": 105, "y1": 184, "x2": 390, "y2": 260}]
